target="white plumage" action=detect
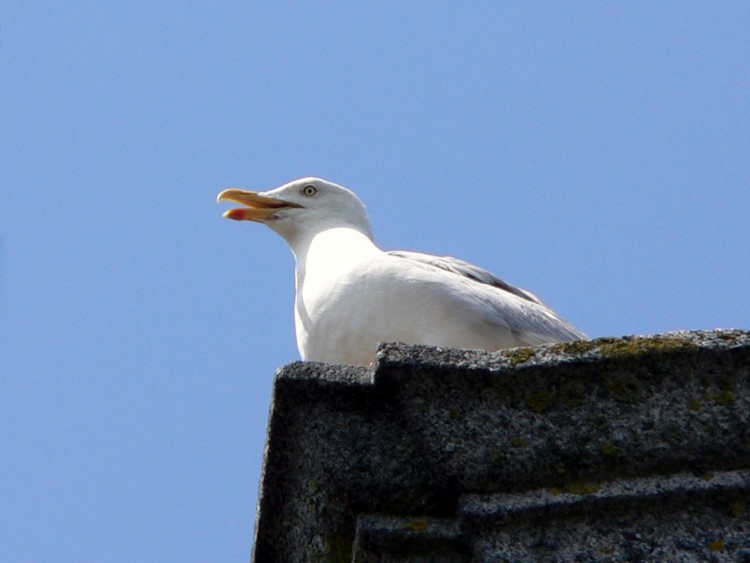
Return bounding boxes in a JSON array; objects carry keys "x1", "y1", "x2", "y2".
[{"x1": 218, "y1": 177, "x2": 586, "y2": 366}]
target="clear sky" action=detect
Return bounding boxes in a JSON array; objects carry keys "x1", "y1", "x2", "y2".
[{"x1": 1, "y1": 2, "x2": 748, "y2": 561}]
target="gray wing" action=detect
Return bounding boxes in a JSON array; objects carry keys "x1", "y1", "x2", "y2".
[
  {"x1": 387, "y1": 250, "x2": 543, "y2": 305},
  {"x1": 386, "y1": 250, "x2": 587, "y2": 345}
]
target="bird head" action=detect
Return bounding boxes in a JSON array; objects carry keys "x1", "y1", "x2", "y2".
[{"x1": 217, "y1": 177, "x2": 373, "y2": 245}]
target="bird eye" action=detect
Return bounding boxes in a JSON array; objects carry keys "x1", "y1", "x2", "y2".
[{"x1": 302, "y1": 185, "x2": 318, "y2": 197}]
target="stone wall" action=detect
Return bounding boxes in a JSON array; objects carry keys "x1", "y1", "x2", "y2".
[{"x1": 252, "y1": 330, "x2": 750, "y2": 561}]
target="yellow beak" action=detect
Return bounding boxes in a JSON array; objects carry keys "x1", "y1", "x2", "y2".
[{"x1": 216, "y1": 188, "x2": 302, "y2": 221}]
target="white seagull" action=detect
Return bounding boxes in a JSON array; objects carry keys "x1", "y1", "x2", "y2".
[{"x1": 218, "y1": 177, "x2": 586, "y2": 366}]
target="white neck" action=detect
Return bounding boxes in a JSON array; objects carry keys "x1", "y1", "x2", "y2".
[{"x1": 291, "y1": 227, "x2": 381, "y2": 287}]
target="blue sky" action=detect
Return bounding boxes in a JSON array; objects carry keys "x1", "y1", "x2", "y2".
[{"x1": 1, "y1": 2, "x2": 748, "y2": 561}]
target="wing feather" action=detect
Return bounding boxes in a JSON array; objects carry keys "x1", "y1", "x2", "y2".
[{"x1": 387, "y1": 250, "x2": 543, "y2": 305}]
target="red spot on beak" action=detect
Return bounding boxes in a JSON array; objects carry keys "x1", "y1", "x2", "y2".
[{"x1": 225, "y1": 209, "x2": 248, "y2": 220}]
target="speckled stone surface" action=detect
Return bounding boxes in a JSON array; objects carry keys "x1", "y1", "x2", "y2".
[
  {"x1": 355, "y1": 470, "x2": 750, "y2": 561},
  {"x1": 251, "y1": 329, "x2": 750, "y2": 562}
]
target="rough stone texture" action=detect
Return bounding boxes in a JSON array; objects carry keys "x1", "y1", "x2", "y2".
[
  {"x1": 355, "y1": 470, "x2": 750, "y2": 561},
  {"x1": 251, "y1": 329, "x2": 750, "y2": 562}
]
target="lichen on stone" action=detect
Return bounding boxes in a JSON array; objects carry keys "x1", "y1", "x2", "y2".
[
  {"x1": 316, "y1": 535, "x2": 353, "y2": 563},
  {"x1": 601, "y1": 442, "x2": 620, "y2": 456},
  {"x1": 607, "y1": 373, "x2": 646, "y2": 403},
  {"x1": 563, "y1": 481, "x2": 601, "y2": 495},
  {"x1": 718, "y1": 376, "x2": 736, "y2": 391},
  {"x1": 504, "y1": 346, "x2": 536, "y2": 365},
  {"x1": 598, "y1": 335, "x2": 698, "y2": 358},
  {"x1": 707, "y1": 389, "x2": 737, "y2": 406},
  {"x1": 716, "y1": 331, "x2": 740, "y2": 342},
  {"x1": 559, "y1": 381, "x2": 588, "y2": 407},
  {"x1": 406, "y1": 519, "x2": 429, "y2": 531},
  {"x1": 509, "y1": 436, "x2": 526, "y2": 448},
  {"x1": 549, "y1": 340, "x2": 599, "y2": 355},
  {"x1": 488, "y1": 449, "x2": 504, "y2": 463},
  {"x1": 525, "y1": 389, "x2": 554, "y2": 413},
  {"x1": 686, "y1": 398, "x2": 702, "y2": 412}
]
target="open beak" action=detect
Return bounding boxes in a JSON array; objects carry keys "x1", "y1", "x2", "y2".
[{"x1": 216, "y1": 188, "x2": 303, "y2": 221}]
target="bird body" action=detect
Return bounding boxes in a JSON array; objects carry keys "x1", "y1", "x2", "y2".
[{"x1": 218, "y1": 178, "x2": 586, "y2": 365}]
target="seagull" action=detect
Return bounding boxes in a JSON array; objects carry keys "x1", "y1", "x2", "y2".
[{"x1": 218, "y1": 177, "x2": 587, "y2": 366}]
